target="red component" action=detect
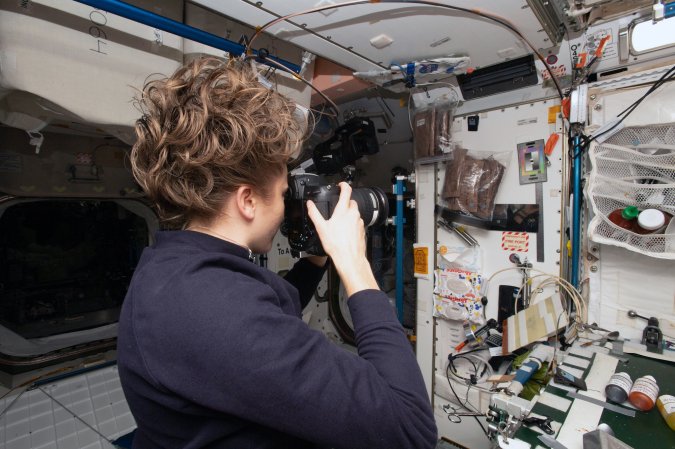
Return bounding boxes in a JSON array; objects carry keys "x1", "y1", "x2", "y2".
[
  {"x1": 544, "y1": 133, "x2": 559, "y2": 156},
  {"x1": 546, "y1": 54, "x2": 558, "y2": 65},
  {"x1": 595, "y1": 35, "x2": 612, "y2": 57},
  {"x1": 575, "y1": 53, "x2": 588, "y2": 69},
  {"x1": 561, "y1": 97, "x2": 571, "y2": 119}
]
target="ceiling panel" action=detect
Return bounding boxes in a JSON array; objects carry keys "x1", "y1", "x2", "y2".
[{"x1": 193, "y1": 0, "x2": 556, "y2": 72}]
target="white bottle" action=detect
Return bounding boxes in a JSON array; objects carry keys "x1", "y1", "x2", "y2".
[{"x1": 636, "y1": 209, "x2": 666, "y2": 234}]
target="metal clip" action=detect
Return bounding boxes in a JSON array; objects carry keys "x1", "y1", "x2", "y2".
[{"x1": 522, "y1": 416, "x2": 555, "y2": 435}]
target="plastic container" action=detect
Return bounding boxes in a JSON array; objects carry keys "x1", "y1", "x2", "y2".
[
  {"x1": 605, "y1": 372, "x2": 632, "y2": 403},
  {"x1": 656, "y1": 395, "x2": 675, "y2": 431},
  {"x1": 628, "y1": 375, "x2": 659, "y2": 411},
  {"x1": 608, "y1": 206, "x2": 639, "y2": 230},
  {"x1": 634, "y1": 209, "x2": 667, "y2": 234}
]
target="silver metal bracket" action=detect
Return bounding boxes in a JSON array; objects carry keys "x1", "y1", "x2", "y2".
[{"x1": 569, "y1": 84, "x2": 589, "y2": 125}]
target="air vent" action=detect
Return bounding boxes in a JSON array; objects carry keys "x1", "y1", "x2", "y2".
[{"x1": 457, "y1": 55, "x2": 539, "y2": 100}]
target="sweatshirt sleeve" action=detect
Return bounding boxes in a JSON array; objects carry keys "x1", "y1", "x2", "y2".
[
  {"x1": 138, "y1": 275, "x2": 437, "y2": 449},
  {"x1": 283, "y1": 258, "x2": 328, "y2": 309}
]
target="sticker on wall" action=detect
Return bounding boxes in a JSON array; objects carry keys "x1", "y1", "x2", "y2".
[
  {"x1": 501, "y1": 232, "x2": 529, "y2": 252},
  {"x1": 517, "y1": 139, "x2": 547, "y2": 184},
  {"x1": 548, "y1": 105, "x2": 562, "y2": 124},
  {"x1": 517, "y1": 117, "x2": 537, "y2": 126},
  {"x1": 75, "y1": 152, "x2": 94, "y2": 165},
  {"x1": 0, "y1": 152, "x2": 22, "y2": 173},
  {"x1": 413, "y1": 243, "x2": 431, "y2": 280}
]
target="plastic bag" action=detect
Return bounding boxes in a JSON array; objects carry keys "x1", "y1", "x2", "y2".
[
  {"x1": 440, "y1": 246, "x2": 482, "y2": 272},
  {"x1": 434, "y1": 100, "x2": 454, "y2": 153},
  {"x1": 433, "y1": 268, "x2": 485, "y2": 324},
  {"x1": 413, "y1": 107, "x2": 435, "y2": 159},
  {"x1": 441, "y1": 148, "x2": 509, "y2": 221}
]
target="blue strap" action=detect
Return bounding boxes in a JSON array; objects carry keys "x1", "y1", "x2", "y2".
[{"x1": 405, "y1": 62, "x2": 416, "y2": 87}]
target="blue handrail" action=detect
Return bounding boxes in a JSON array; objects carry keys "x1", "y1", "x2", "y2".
[
  {"x1": 72, "y1": 0, "x2": 301, "y2": 73},
  {"x1": 394, "y1": 177, "x2": 406, "y2": 323},
  {"x1": 571, "y1": 135, "x2": 582, "y2": 288}
]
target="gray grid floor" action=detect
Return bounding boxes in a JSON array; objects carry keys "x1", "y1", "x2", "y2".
[{"x1": 0, "y1": 365, "x2": 135, "y2": 449}]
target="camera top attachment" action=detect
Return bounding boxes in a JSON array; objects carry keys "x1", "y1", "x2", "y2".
[{"x1": 313, "y1": 117, "x2": 379, "y2": 175}]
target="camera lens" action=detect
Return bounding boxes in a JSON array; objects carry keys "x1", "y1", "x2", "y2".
[{"x1": 351, "y1": 187, "x2": 389, "y2": 227}]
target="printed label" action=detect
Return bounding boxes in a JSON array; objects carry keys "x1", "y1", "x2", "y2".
[
  {"x1": 548, "y1": 105, "x2": 561, "y2": 124},
  {"x1": 413, "y1": 246, "x2": 429, "y2": 276},
  {"x1": 501, "y1": 232, "x2": 529, "y2": 252},
  {"x1": 489, "y1": 346, "x2": 504, "y2": 357},
  {"x1": 0, "y1": 152, "x2": 22, "y2": 173},
  {"x1": 607, "y1": 372, "x2": 633, "y2": 392},
  {"x1": 660, "y1": 395, "x2": 675, "y2": 413},
  {"x1": 630, "y1": 377, "x2": 659, "y2": 402},
  {"x1": 517, "y1": 117, "x2": 538, "y2": 126}
]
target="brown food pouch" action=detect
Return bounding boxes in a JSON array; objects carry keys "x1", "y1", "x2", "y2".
[
  {"x1": 459, "y1": 157, "x2": 483, "y2": 214},
  {"x1": 413, "y1": 108, "x2": 435, "y2": 158},
  {"x1": 442, "y1": 147, "x2": 467, "y2": 201},
  {"x1": 476, "y1": 159, "x2": 497, "y2": 219},
  {"x1": 476, "y1": 159, "x2": 506, "y2": 219}
]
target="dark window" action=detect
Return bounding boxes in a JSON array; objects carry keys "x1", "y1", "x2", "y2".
[{"x1": 0, "y1": 200, "x2": 149, "y2": 339}]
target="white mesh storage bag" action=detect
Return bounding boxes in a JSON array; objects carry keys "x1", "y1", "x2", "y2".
[{"x1": 587, "y1": 124, "x2": 675, "y2": 259}]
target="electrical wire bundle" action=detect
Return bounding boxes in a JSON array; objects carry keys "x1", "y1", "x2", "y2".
[
  {"x1": 444, "y1": 349, "x2": 492, "y2": 437},
  {"x1": 580, "y1": 64, "x2": 675, "y2": 149},
  {"x1": 484, "y1": 266, "x2": 587, "y2": 328}
]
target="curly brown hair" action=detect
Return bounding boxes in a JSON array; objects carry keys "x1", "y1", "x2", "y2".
[{"x1": 130, "y1": 57, "x2": 304, "y2": 228}]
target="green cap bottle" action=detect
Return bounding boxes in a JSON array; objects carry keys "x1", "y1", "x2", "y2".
[{"x1": 621, "y1": 206, "x2": 639, "y2": 220}]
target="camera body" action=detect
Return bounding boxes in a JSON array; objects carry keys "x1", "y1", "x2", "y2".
[{"x1": 281, "y1": 173, "x2": 388, "y2": 256}]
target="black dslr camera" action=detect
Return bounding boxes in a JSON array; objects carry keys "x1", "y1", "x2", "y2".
[
  {"x1": 281, "y1": 116, "x2": 387, "y2": 256},
  {"x1": 281, "y1": 173, "x2": 388, "y2": 256}
]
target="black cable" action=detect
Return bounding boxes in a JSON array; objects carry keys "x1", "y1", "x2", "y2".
[
  {"x1": 447, "y1": 355, "x2": 478, "y2": 383},
  {"x1": 584, "y1": 66, "x2": 675, "y2": 148},
  {"x1": 246, "y1": 0, "x2": 565, "y2": 100},
  {"x1": 568, "y1": 66, "x2": 675, "y2": 160},
  {"x1": 445, "y1": 365, "x2": 489, "y2": 438},
  {"x1": 448, "y1": 352, "x2": 491, "y2": 385},
  {"x1": 616, "y1": 65, "x2": 675, "y2": 117}
]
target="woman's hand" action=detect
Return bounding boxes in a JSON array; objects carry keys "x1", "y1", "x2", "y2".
[{"x1": 306, "y1": 183, "x2": 378, "y2": 297}]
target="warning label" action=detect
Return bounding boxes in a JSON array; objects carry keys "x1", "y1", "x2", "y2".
[
  {"x1": 413, "y1": 246, "x2": 429, "y2": 276},
  {"x1": 501, "y1": 232, "x2": 529, "y2": 252}
]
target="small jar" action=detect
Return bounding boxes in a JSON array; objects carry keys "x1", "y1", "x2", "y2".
[
  {"x1": 656, "y1": 395, "x2": 675, "y2": 431},
  {"x1": 605, "y1": 372, "x2": 632, "y2": 403},
  {"x1": 635, "y1": 209, "x2": 667, "y2": 234},
  {"x1": 608, "y1": 206, "x2": 638, "y2": 230},
  {"x1": 628, "y1": 375, "x2": 659, "y2": 411}
]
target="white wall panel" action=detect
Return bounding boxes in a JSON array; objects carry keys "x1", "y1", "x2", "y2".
[{"x1": 416, "y1": 97, "x2": 565, "y2": 448}]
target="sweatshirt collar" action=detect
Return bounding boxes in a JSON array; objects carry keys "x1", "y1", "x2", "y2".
[{"x1": 154, "y1": 230, "x2": 254, "y2": 262}]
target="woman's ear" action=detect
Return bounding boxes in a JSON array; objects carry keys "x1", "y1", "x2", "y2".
[{"x1": 235, "y1": 185, "x2": 256, "y2": 221}]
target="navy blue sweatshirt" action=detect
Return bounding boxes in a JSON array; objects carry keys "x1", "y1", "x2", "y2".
[{"x1": 117, "y1": 230, "x2": 437, "y2": 449}]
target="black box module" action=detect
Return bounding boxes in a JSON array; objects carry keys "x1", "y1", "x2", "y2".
[{"x1": 467, "y1": 115, "x2": 479, "y2": 131}]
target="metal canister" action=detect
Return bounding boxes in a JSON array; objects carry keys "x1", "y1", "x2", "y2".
[
  {"x1": 628, "y1": 375, "x2": 659, "y2": 411},
  {"x1": 605, "y1": 372, "x2": 632, "y2": 403}
]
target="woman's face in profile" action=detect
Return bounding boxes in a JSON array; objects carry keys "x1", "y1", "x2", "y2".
[{"x1": 250, "y1": 169, "x2": 288, "y2": 254}]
